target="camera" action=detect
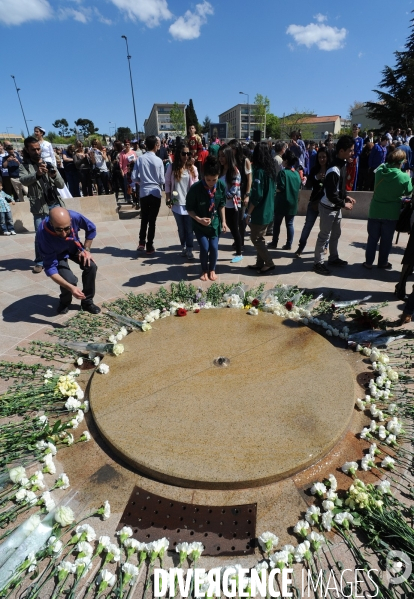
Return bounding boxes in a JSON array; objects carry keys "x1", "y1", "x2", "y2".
[{"x1": 45, "y1": 162, "x2": 56, "y2": 173}]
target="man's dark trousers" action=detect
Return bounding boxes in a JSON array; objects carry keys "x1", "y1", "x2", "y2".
[
  {"x1": 57, "y1": 254, "x2": 97, "y2": 308},
  {"x1": 139, "y1": 194, "x2": 161, "y2": 249}
]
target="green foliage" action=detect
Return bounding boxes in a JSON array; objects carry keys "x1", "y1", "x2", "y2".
[
  {"x1": 366, "y1": 12, "x2": 414, "y2": 129},
  {"x1": 170, "y1": 102, "x2": 186, "y2": 136},
  {"x1": 52, "y1": 118, "x2": 70, "y2": 137},
  {"x1": 202, "y1": 115, "x2": 211, "y2": 134},
  {"x1": 253, "y1": 94, "x2": 270, "y2": 134},
  {"x1": 265, "y1": 113, "x2": 281, "y2": 138},
  {"x1": 279, "y1": 109, "x2": 317, "y2": 140},
  {"x1": 185, "y1": 98, "x2": 200, "y2": 133},
  {"x1": 74, "y1": 118, "x2": 99, "y2": 137},
  {"x1": 45, "y1": 132, "x2": 77, "y2": 145},
  {"x1": 116, "y1": 126, "x2": 133, "y2": 142}
]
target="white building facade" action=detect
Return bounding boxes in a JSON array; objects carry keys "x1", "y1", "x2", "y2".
[{"x1": 144, "y1": 104, "x2": 186, "y2": 138}]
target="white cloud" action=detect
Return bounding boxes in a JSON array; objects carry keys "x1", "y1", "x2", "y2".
[
  {"x1": 58, "y1": 7, "x2": 91, "y2": 23},
  {"x1": 110, "y1": 0, "x2": 172, "y2": 28},
  {"x1": 0, "y1": 0, "x2": 52, "y2": 25},
  {"x1": 286, "y1": 22, "x2": 347, "y2": 51},
  {"x1": 313, "y1": 13, "x2": 327, "y2": 23},
  {"x1": 169, "y1": 0, "x2": 213, "y2": 41}
]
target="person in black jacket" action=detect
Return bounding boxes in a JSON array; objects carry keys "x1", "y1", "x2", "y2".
[
  {"x1": 295, "y1": 147, "x2": 331, "y2": 257},
  {"x1": 313, "y1": 136, "x2": 356, "y2": 276}
]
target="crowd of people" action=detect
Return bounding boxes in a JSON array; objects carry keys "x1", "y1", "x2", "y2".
[{"x1": 2, "y1": 123, "x2": 414, "y2": 323}]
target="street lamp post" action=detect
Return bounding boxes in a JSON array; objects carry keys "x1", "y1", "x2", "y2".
[
  {"x1": 11, "y1": 76, "x2": 30, "y2": 136},
  {"x1": 239, "y1": 91, "x2": 249, "y2": 140},
  {"x1": 121, "y1": 36, "x2": 139, "y2": 140},
  {"x1": 109, "y1": 121, "x2": 117, "y2": 139}
]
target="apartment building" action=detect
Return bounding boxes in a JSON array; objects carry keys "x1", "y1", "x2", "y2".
[
  {"x1": 218, "y1": 104, "x2": 262, "y2": 139},
  {"x1": 144, "y1": 103, "x2": 186, "y2": 138}
]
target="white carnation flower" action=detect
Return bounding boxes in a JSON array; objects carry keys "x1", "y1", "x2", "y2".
[{"x1": 97, "y1": 363, "x2": 110, "y2": 374}]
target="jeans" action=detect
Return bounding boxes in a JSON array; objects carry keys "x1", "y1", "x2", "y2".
[
  {"x1": 123, "y1": 174, "x2": 130, "y2": 200},
  {"x1": 298, "y1": 203, "x2": 319, "y2": 251},
  {"x1": 173, "y1": 211, "x2": 193, "y2": 249},
  {"x1": 65, "y1": 170, "x2": 81, "y2": 197},
  {"x1": 33, "y1": 213, "x2": 44, "y2": 265},
  {"x1": 314, "y1": 204, "x2": 342, "y2": 264},
  {"x1": 139, "y1": 195, "x2": 161, "y2": 249},
  {"x1": 365, "y1": 218, "x2": 397, "y2": 266},
  {"x1": 0, "y1": 211, "x2": 15, "y2": 233},
  {"x1": 225, "y1": 207, "x2": 244, "y2": 254},
  {"x1": 57, "y1": 254, "x2": 97, "y2": 307},
  {"x1": 272, "y1": 214, "x2": 295, "y2": 247},
  {"x1": 195, "y1": 231, "x2": 219, "y2": 272},
  {"x1": 250, "y1": 223, "x2": 274, "y2": 268}
]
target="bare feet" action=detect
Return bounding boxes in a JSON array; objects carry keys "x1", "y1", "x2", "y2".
[
  {"x1": 200, "y1": 272, "x2": 208, "y2": 281},
  {"x1": 209, "y1": 271, "x2": 217, "y2": 281}
]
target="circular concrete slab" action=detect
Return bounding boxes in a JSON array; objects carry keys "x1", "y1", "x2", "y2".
[{"x1": 90, "y1": 310, "x2": 355, "y2": 489}]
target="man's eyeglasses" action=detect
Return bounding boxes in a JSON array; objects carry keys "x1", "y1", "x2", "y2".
[
  {"x1": 181, "y1": 152, "x2": 191, "y2": 156},
  {"x1": 54, "y1": 226, "x2": 71, "y2": 233}
]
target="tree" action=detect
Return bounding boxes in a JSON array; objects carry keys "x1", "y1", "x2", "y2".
[
  {"x1": 73, "y1": 119, "x2": 99, "y2": 137},
  {"x1": 279, "y1": 110, "x2": 316, "y2": 140},
  {"x1": 253, "y1": 94, "x2": 270, "y2": 135},
  {"x1": 348, "y1": 101, "x2": 365, "y2": 120},
  {"x1": 201, "y1": 115, "x2": 211, "y2": 134},
  {"x1": 185, "y1": 99, "x2": 200, "y2": 133},
  {"x1": 170, "y1": 103, "x2": 186, "y2": 136},
  {"x1": 366, "y1": 12, "x2": 414, "y2": 129},
  {"x1": 265, "y1": 114, "x2": 281, "y2": 139},
  {"x1": 52, "y1": 118, "x2": 70, "y2": 137},
  {"x1": 116, "y1": 127, "x2": 133, "y2": 142}
]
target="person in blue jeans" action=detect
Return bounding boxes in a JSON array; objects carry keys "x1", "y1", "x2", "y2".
[
  {"x1": 364, "y1": 149, "x2": 412, "y2": 270},
  {"x1": 186, "y1": 155, "x2": 228, "y2": 281},
  {"x1": 165, "y1": 143, "x2": 198, "y2": 260},
  {"x1": 295, "y1": 148, "x2": 331, "y2": 257},
  {"x1": 0, "y1": 180, "x2": 16, "y2": 235}
]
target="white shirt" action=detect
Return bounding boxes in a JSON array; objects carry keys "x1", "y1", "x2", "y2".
[{"x1": 40, "y1": 140, "x2": 56, "y2": 166}]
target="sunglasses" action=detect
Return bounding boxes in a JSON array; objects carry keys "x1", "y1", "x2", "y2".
[
  {"x1": 53, "y1": 226, "x2": 71, "y2": 233},
  {"x1": 181, "y1": 151, "x2": 191, "y2": 156}
]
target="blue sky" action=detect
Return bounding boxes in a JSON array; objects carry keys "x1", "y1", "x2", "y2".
[{"x1": 1, "y1": 0, "x2": 413, "y2": 137}]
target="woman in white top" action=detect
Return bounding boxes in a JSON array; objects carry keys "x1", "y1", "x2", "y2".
[
  {"x1": 165, "y1": 143, "x2": 198, "y2": 260},
  {"x1": 34, "y1": 126, "x2": 56, "y2": 166},
  {"x1": 33, "y1": 126, "x2": 72, "y2": 198}
]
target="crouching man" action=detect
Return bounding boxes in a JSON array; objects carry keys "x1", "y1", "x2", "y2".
[{"x1": 36, "y1": 207, "x2": 101, "y2": 315}]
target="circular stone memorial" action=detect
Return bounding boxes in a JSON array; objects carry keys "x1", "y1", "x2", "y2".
[{"x1": 90, "y1": 310, "x2": 355, "y2": 489}]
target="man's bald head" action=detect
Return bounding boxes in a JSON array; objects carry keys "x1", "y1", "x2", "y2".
[{"x1": 49, "y1": 208, "x2": 71, "y2": 237}]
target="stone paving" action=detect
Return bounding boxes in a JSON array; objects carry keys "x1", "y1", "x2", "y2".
[{"x1": 0, "y1": 207, "x2": 410, "y2": 359}]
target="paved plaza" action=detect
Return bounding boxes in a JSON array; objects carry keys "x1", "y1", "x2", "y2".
[{"x1": 0, "y1": 207, "x2": 410, "y2": 361}]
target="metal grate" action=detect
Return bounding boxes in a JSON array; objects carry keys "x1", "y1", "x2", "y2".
[{"x1": 117, "y1": 486, "x2": 257, "y2": 556}]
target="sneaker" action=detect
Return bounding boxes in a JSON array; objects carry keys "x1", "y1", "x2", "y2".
[
  {"x1": 313, "y1": 262, "x2": 331, "y2": 276},
  {"x1": 231, "y1": 255, "x2": 243, "y2": 263},
  {"x1": 3, "y1": 232, "x2": 11, "y2": 236},
  {"x1": 146, "y1": 246, "x2": 155, "y2": 255},
  {"x1": 328, "y1": 258, "x2": 348, "y2": 266},
  {"x1": 33, "y1": 264, "x2": 43, "y2": 273},
  {"x1": 186, "y1": 249, "x2": 194, "y2": 260},
  {"x1": 10, "y1": 231, "x2": 16, "y2": 235},
  {"x1": 181, "y1": 247, "x2": 187, "y2": 257},
  {"x1": 137, "y1": 244, "x2": 145, "y2": 251}
]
